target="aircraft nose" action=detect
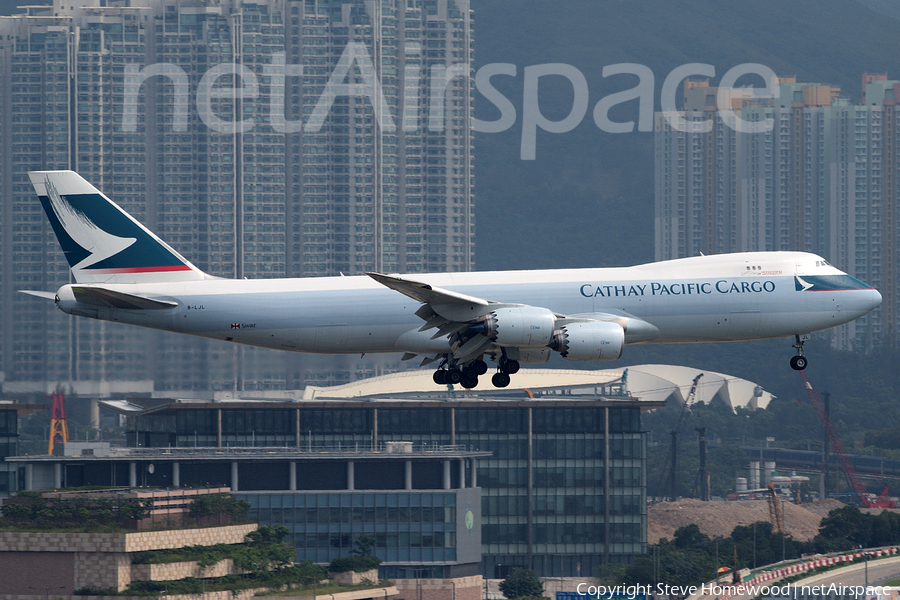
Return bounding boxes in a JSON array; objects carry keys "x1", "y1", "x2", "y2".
[
  {"x1": 851, "y1": 285, "x2": 882, "y2": 314},
  {"x1": 868, "y1": 288, "x2": 883, "y2": 311}
]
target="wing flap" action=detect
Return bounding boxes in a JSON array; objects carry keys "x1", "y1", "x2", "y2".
[{"x1": 72, "y1": 286, "x2": 178, "y2": 310}]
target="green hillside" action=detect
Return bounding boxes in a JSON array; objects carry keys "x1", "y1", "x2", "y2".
[{"x1": 473, "y1": 0, "x2": 900, "y2": 270}]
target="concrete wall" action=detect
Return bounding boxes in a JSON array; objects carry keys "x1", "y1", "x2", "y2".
[
  {"x1": 329, "y1": 569, "x2": 380, "y2": 585},
  {"x1": 74, "y1": 553, "x2": 131, "y2": 593},
  {"x1": 394, "y1": 576, "x2": 483, "y2": 600},
  {"x1": 0, "y1": 552, "x2": 75, "y2": 595},
  {"x1": 0, "y1": 524, "x2": 257, "y2": 594},
  {"x1": 0, "y1": 524, "x2": 256, "y2": 554},
  {"x1": 131, "y1": 559, "x2": 239, "y2": 582}
]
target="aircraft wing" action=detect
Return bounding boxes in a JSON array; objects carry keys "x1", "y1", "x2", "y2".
[
  {"x1": 366, "y1": 272, "x2": 511, "y2": 325},
  {"x1": 366, "y1": 272, "x2": 493, "y2": 308},
  {"x1": 18, "y1": 290, "x2": 57, "y2": 300},
  {"x1": 368, "y1": 273, "x2": 658, "y2": 367}
]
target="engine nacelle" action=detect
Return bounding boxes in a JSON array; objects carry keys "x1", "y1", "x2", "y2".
[
  {"x1": 482, "y1": 306, "x2": 556, "y2": 347},
  {"x1": 551, "y1": 321, "x2": 625, "y2": 361},
  {"x1": 516, "y1": 348, "x2": 552, "y2": 364}
]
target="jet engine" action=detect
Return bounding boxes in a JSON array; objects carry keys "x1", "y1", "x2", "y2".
[
  {"x1": 481, "y1": 306, "x2": 556, "y2": 347},
  {"x1": 550, "y1": 321, "x2": 625, "y2": 361}
]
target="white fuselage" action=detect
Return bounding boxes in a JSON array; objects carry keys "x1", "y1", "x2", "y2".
[{"x1": 54, "y1": 251, "x2": 881, "y2": 357}]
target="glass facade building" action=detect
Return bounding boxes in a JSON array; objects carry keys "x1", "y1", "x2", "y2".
[
  {"x1": 0, "y1": 408, "x2": 18, "y2": 495},
  {"x1": 112, "y1": 397, "x2": 650, "y2": 577},
  {"x1": 9, "y1": 443, "x2": 485, "y2": 578},
  {"x1": 238, "y1": 489, "x2": 482, "y2": 578}
]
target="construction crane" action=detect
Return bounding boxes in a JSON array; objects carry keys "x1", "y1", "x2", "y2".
[
  {"x1": 686, "y1": 373, "x2": 704, "y2": 407},
  {"x1": 799, "y1": 372, "x2": 894, "y2": 508},
  {"x1": 47, "y1": 389, "x2": 69, "y2": 454},
  {"x1": 657, "y1": 373, "x2": 703, "y2": 501},
  {"x1": 767, "y1": 482, "x2": 784, "y2": 532}
]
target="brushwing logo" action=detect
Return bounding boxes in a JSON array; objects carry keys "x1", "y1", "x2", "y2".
[
  {"x1": 44, "y1": 177, "x2": 136, "y2": 271},
  {"x1": 795, "y1": 276, "x2": 815, "y2": 292}
]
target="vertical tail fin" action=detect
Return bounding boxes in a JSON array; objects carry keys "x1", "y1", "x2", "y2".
[{"x1": 29, "y1": 170, "x2": 208, "y2": 284}]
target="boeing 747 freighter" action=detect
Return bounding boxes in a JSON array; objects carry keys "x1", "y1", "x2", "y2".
[{"x1": 23, "y1": 171, "x2": 881, "y2": 389}]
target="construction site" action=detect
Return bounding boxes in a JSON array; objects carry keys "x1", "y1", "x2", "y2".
[{"x1": 647, "y1": 370, "x2": 900, "y2": 548}]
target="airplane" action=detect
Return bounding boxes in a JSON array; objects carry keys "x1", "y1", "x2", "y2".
[{"x1": 23, "y1": 170, "x2": 882, "y2": 389}]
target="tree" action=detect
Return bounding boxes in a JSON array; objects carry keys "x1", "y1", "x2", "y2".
[
  {"x1": 188, "y1": 493, "x2": 250, "y2": 524},
  {"x1": 673, "y1": 524, "x2": 708, "y2": 549},
  {"x1": 818, "y1": 505, "x2": 873, "y2": 546},
  {"x1": 353, "y1": 534, "x2": 376, "y2": 557},
  {"x1": 499, "y1": 569, "x2": 543, "y2": 599}
]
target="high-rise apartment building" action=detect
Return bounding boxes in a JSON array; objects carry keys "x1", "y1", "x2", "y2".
[
  {"x1": 655, "y1": 75, "x2": 899, "y2": 350},
  {"x1": 0, "y1": 0, "x2": 474, "y2": 391}
]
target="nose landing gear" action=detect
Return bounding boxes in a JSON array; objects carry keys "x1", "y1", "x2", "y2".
[{"x1": 790, "y1": 334, "x2": 810, "y2": 370}]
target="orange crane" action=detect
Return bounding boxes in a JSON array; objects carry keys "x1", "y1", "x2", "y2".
[
  {"x1": 47, "y1": 390, "x2": 69, "y2": 454},
  {"x1": 799, "y1": 372, "x2": 894, "y2": 508}
]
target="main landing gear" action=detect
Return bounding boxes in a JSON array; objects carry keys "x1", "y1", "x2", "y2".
[
  {"x1": 431, "y1": 355, "x2": 520, "y2": 389},
  {"x1": 433, "y1": 358, "x2": 489, "y2": 389},
  {"x1": 490, "y1": 356, "x2": 519, "y2": 388},
  {"x1": 790, "y1": 334, "x2": 809, "y2": 371}
]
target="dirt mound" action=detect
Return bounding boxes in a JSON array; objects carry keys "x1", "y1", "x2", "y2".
[
  {"x1": 803, "y1": 498, "x2": 846, "y2": 518},
  {"x1": 648, "y1": 499, "x2": 845, "y2": 544}
]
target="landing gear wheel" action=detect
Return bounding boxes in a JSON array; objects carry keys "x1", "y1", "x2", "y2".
[
  {"x1": 461, "y1": 375, "x2": 479, "y2": 389},
  {"x1": 503, "y1": 359, "x2": 520, "y2": 374},
  {"x1": 472, "y1": 359, "x2": 488, "y2": 375},
  {"x1": 462, "y1": 366, "x2": 479, "y2": 381},
  {"x1": 433, "y1": 370, "x2": 448, "y2": 385},
  {"x1": 790, "y1": 334, "x2": 809, "y2": 371},
  {"x1": 492, "y1": 372, "x2": 511, "y2": 388},
  {"x1": 447, "y1": 369, "x2": 462, "y2": 385}
]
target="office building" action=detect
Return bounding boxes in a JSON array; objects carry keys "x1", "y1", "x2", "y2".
[
  {"x1": 10, "y1": 438, "x2": 486, "y2": 579},
  {"x1": 0, "y1": 0, "x2": 474, "y2": 392},
  {"x1": 0, "y1": 402, "x2": 46, "y2": 496},
  {"x1": 76, "y1": 394, "x2": 654, "y2": 577},
  {"x1": 655, "y1": 74, "x2": 899, "y2": 349}
]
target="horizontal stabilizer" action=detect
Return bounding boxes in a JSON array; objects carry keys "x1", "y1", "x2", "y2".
[
  {"x1": 72, "y1": 286, "x2": 178, "y2": 310},
  {"x1": 19, "y1": 290, "x2": 56, "y2": 300}
]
